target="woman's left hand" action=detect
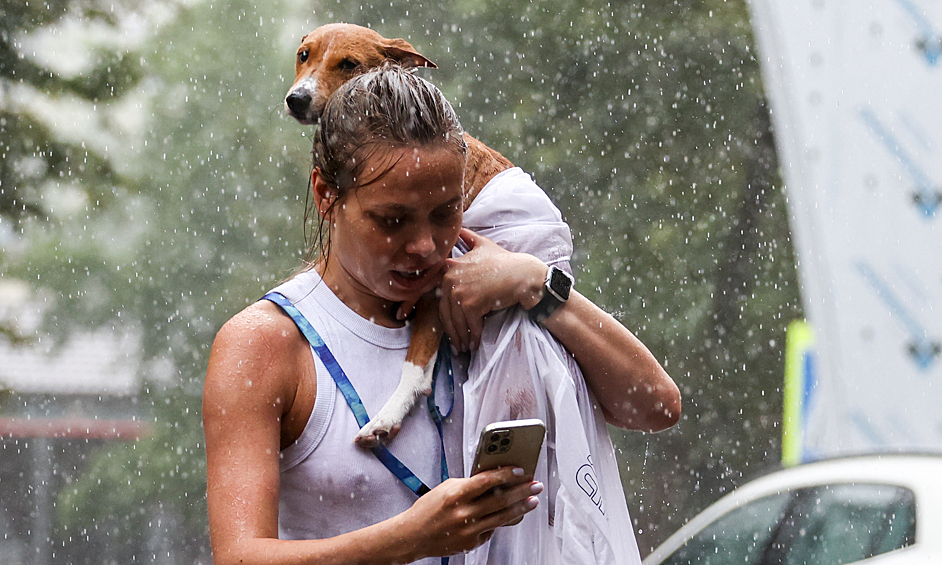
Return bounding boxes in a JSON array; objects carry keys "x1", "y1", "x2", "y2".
[
  {"x1": 439, "y1": 228, "x2": 545, "y2": 352},
  {"x1": 440, "y1": 229, "x2": 681, "y2": 432}
]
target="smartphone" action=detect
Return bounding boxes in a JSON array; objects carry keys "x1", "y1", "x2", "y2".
[
  {"x1": 471, "y1": 418, "x2": 545, "y2": 478},
  {"x1": 471, "y1": 419, "x2": 545, "y2": 526}
]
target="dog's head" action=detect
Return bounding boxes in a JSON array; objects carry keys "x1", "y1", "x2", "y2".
[{"x1": 285, "y1": 23, "x2": 437, "y2": 125}]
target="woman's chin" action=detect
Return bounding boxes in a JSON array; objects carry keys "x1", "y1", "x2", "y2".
[{"x1": 389, "y1": 268, "x2": 439, "y2": 296}]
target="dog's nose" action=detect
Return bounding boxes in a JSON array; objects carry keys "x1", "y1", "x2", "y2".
[{"x1": 285, "y1": 89, "x2": 313, "y2": 117}]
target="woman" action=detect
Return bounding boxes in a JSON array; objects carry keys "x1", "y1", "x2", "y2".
[{"x1": 203, "y1": 67, "x2": 680, "y2": 565}]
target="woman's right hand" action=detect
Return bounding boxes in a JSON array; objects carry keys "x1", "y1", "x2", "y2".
[{"x1": 394, "y1": 467, "x2": 543, "y2": 559}]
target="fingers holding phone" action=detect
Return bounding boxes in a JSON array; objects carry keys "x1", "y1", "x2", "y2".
[
  {"x1": 399, "y1": 418, "x2": 547, "y2": 558},
  {"x1": 402, "y1": 466, "x2": 541, "y2": 558},
  {"x1": 475, "y1": 469, "x2": 544, "y2": 527}
]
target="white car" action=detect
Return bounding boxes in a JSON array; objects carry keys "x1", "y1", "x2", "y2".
[{"x1": 643, "y1": 454, "x2": 942, "y2": 565}]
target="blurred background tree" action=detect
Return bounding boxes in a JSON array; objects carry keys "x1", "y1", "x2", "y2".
[
  {"x1": 1, "y1": 0, "x2": 802, "y2": 560},
  {"x1": 0, "y1": 0, "x2": 139, "y2": 343}
]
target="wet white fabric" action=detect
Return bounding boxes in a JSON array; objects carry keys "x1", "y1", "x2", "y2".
[
  {"x1": 461, "y1": 168, "x2": 641, "y2": 565},
  {"x1": 272, "y1": 269, "x2": 466, "y2": 565},
  {"x1": 462, "y1": 167, "x2": 573, "y2": 275},
  {"x1": 462, "y1": 309, "x2": 641, "y2": 565}
]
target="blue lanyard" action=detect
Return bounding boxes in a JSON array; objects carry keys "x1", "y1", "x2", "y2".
[{"x1": 263, "y1": 292, "x2": 453, "y2": 496}]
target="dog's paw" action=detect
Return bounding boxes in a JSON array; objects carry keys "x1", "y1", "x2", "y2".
[{"x1": 355, "y1": 419, "x2": 402, "y2": 448}]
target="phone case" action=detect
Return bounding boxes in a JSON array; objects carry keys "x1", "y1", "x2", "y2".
[{"x1": 471, "y1": 418, "x2": 546, "y2": 477}]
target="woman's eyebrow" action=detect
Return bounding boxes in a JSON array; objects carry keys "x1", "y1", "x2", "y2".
[
  {"x1": 371, "y1": 195, "x2": 461, "y2": 214},
  {"x1": 437, "y1": 196, "x2": 463, "y2": 208},
  {"x1": 369, "y1": 202, "x2": 413, "y2": 215}
]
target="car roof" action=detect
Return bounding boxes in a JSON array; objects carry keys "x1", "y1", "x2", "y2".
[{"x1": 643, "y1": 454, "x2": 942, "y2": 565}]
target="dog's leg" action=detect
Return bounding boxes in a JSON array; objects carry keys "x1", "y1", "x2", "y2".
[{"x1": 355, "y1": 294, "x2": 443, "y2": 447}]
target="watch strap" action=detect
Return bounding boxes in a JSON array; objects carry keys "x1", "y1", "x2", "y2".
[{"x1": 528, "y1": 266, "x2": 573, "y2": 324}]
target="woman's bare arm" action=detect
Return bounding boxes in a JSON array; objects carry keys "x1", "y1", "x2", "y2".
[{"x1": 537, "y1": 291, "x2": 681, "y2": 431}]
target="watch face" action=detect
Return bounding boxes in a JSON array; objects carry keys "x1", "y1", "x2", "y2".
[{"x1": 548, "y1": 267, "x2": 572, "y2": 300}]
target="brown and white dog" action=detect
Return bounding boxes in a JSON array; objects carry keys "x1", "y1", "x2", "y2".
[{"x1": 285, "y1": 23, "x2": 515, "y2": 447}]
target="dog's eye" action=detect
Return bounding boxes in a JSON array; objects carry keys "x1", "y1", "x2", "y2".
[
  {"x1": 338, "y1": 59, "x2": 358, "y2": 72},
  {"x1": 298, "y1": 49, "x2": 309, "y2": 64}
]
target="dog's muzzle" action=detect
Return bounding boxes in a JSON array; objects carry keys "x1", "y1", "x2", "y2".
[
  {"x1": 285, "y1": 88, "x2": 312, "y2": 117},
  {"x1": 285, "y1": 77, "x2": 319, "y2": 124}
]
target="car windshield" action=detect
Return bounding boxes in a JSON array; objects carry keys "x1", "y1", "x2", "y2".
[
  {"x1": 777, "y1": 484, "x2": 916, "y2": 565},
  {"x1": 662, "y1": 483, "x2": 916, "y2": 565},
  {"x1": 662, "y1": 492, "x2": 792, "y2": 565}
]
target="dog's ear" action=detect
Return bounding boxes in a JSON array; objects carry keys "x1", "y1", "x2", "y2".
[{"x1": 382, "y1": 39, "x2": 437, "y2": 69}]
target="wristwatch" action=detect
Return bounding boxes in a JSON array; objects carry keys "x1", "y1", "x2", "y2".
[{"x1": 528, "y1": 265, "x2": 574, "y2": 324}]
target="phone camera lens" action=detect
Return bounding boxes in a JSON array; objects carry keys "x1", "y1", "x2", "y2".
[{"x1": 487, "y1": 443, "x2": 498, "y2": 453}]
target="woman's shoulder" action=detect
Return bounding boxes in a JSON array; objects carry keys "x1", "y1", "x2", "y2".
[
  {"x1": 205, "y1": 300, "x2": 309, "y2": 401},
  {"x1": 215, "y1": 301, "x2": 304, "y2": 354}
]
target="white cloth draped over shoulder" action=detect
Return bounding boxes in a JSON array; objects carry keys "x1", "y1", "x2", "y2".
[{"x1": 459, "y1": 168, "x2": 641, "y2": 565}]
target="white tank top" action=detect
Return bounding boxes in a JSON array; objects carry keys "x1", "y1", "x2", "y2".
[{"x1": 272, "y1": 269, "x2": 465, "y2": 565}]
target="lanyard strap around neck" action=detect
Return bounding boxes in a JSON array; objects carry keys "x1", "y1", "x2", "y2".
[{"x1": 263, "y1": 292, "x2": 453, "y2": 496}]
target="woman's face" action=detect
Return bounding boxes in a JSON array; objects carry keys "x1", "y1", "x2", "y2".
[{"x1": 315, "y1": 145, "x2": 465, "y2": 323}]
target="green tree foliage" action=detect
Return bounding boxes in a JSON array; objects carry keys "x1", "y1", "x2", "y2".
[
  {"x1": 0, "y1": 0, "x2": 141, "y2": 344},
  {"x1": 0, "y1": 0, "x2": 140, "y2": 227},
  {"x1": 0, "y1": 0, "x2": 134, "y2": 212}
]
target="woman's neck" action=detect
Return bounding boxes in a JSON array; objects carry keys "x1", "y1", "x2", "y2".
[{"x1": 315, "y1": 261, "x2": 403, "y2": 328}]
